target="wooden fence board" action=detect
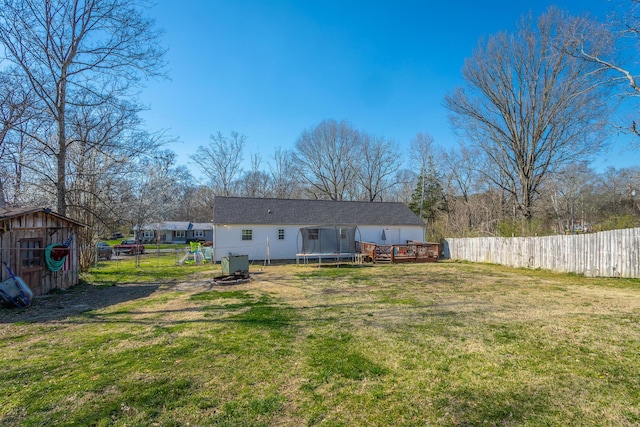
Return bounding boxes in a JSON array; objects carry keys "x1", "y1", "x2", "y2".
[{"x1": 445, "y1": 228, "x2": 640, "y2": 278}]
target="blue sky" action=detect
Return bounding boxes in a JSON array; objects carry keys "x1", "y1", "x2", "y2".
[{"x1": 140, "y1": 0, "x2": 637, "y2": 176}]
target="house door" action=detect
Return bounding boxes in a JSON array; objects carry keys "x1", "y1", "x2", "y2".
[{"x1": 18, "y1": 238, "x2": 44, "y2": 295}]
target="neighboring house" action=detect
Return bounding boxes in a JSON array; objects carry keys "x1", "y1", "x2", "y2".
[
  {"x1": 0, "y1": 207, "x2": 85, "y2": 296},
  {"x1": 134, "y1": 221, "x2": 213, "y2": 244},
  {"x1": 212, "y1": 196, "x2": 425, "y2": 262}
]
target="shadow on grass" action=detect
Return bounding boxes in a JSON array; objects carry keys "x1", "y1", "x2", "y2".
[
  {"x1": 434, "y1": 382, "x2": 556, "y2": 426},
  {"x1": 0, "y1": 283, "x2": 160, "y2": 324},
  {"x1": 45, "y1": 298, "x2": 484, "y2": 333}
]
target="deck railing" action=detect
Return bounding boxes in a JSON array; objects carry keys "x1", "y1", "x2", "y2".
[{"x1": 359, "y1": 241, "x2": 439, "y2": 263}]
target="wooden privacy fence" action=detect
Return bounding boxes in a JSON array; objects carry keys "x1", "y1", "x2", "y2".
[{"x1": 444, "y1": 227, "x2": 640, "y2": 278}]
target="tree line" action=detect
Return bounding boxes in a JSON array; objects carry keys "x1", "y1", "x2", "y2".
[
  {"x1": 1, "y1": 1, "x2": 639, "y2": 264},
  {"x1": 190, "y1": 127, "x2": 640, "y2": 242}
]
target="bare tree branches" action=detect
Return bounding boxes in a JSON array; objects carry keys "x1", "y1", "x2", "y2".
[
  {"x1": 239, "y1": 154, "x2": 271, "y2": 198},
  {"x1": 190, "y1": 131, "x2": 246, "y2": 197},
  {"x1": 0, "y1": 0, "x2": 166, "y2": 215},
  {"x1": 294, "y1": 119, "x2": 362, "y2": 201},
  {"x1": 357, "y1": 133, "x2": 402, "y2": 202},
  {"x1": 445, "y1": 7, "x2": 612, "y2": 220},
  {"x1": 410, "y1": 132, "x2": 435, "y2": 174},
  {"x1": 269, "y1": 147, "x2": 301, "y2": 199},
  {"x1": 568, "y1": 0, "x2": 640, "y2": 136},
  {"x1": 0, "y1": 71, "x2": 35, "y2": 207}
]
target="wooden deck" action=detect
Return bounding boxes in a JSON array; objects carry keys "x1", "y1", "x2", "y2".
[{"x1": 359, "y1": 241, "x2": 439, "y2": 264}]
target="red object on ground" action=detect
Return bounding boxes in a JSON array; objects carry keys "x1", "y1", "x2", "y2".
[{"x1": 50, "y1": 245, "x2": 70, "y2": 261}]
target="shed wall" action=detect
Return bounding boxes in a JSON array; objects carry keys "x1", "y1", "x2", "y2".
[{"x1": 0, "y1": 212, "x2": 81, "y2": 296}]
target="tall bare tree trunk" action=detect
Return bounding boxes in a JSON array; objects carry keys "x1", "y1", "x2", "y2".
[
  {"x1": 57, "y1": 107, "x2": 67, "y2": 216},
  {"x1": 0, "y1": 177, "x2": 6, "y2": 208},
  {"x1": 444, "y1": 8, "x2": 611, "y2": 226}
]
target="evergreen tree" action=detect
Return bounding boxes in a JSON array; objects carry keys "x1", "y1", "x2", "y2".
[{"x1": 409, "y1": 163, "x2": 448, "y2": 222}]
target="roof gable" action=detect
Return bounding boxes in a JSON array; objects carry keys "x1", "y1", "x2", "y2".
[
  {"x1": 213, "y1": 197, "x2": 424, "y2": 226},
  {"x1": 0, "y1": 207, "x2": 86, "y2": 227}
]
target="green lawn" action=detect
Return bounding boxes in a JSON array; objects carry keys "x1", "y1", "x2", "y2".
[
  {"x1": 101, "y1": 240, "x2": 191, "y2": 250},
  {"x1": 1, "y1": 260, "x2": 639, "y2": 426}
]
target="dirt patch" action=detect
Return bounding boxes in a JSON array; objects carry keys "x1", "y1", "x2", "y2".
[
  {"x1": 0, "y1": 283, "x2": 162, "y2": 324},
  {"x1": 0, "y1": 270, "x2": 264, "y2": 324}
]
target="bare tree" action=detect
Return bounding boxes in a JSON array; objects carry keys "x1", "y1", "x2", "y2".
[
  {"x1": 440, "y1": 144, "x2": 485, "y2": 233},
  {"x1": 592, "y1": 166, "x2": 640, "y2": 221},
  {"x1": 569, "y1": 0, "x2": 640, "y2": 136},
  {"x1": 239, "y1": 153, "x2": 271, "y2": 198},
  {"x1": 441, "y1": 144, "x2": 481, "y2": 206},
  {"x1": 64, "y1": 92, "x2": 163, "y2": 226},
  {"x1": 175, "y1": 185, "x2": 215, "y2": 223},
  {"x1": 269, "y1": 147, "x2": 301, "y2": 199},
  {"x1": 190, "y1": 131, "x2": 246, "y2": 196},
  {"x1": 294, "y1": 119, "x2": 361, "y2": 201},
  {"x1": 410, "y1": 132, "x2": 435, "y2": 174},
  {"x1": 125, "y1": 151, "x2": 191, "y2": 240},
  {"x1": 444, "y1": 8, "x2": 612, "y2": 221},
  {"x1": 0, "y1": 0, "x2": 166, "y2": 215},
  {"x1": 547, "y1": 163, "x2": 594, "y2": 233},
  {"x1": 389, "y1": 168, "x2": 416, "y2": 205},
  {"x1": 0, "y1": 71, "x2": 34, "y2": 207},
  {"x1": 356, "y1": 134, "x2": 402, "y2": 201}
]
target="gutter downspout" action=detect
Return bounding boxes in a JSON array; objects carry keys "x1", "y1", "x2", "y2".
[{"x1": 212, "y1": 222, "x2": 216, "y2": 264}]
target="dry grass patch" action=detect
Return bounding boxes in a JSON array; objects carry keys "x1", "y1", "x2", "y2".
[{"x1": 1, "y1": 261, "x2": 639, "y2": 425}]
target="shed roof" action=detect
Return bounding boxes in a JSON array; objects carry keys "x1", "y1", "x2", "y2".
[
  {"x1": 0, "y1": 207, "x2": 86, "y2": 227},
  {"x1": 212, "y1": 197, "x2": 424, "y2": 226}
]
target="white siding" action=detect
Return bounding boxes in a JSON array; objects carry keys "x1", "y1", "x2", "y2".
[
  {"x1": 213, "y1": 224, "x2": 425, "y2": 261},
  {"x1": 357, "y1": 225, "x2": 424, "y2": 245},
  {"x1": 213, "y1": 225, "x2": 303, "y2": 261}
]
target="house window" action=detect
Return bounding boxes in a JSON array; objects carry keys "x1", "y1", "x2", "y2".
[
  {"x1": 242, "y1": 229, "x2": 252, "y2": 241},
  {"x1": 278, "y1": 229, "x2": 285, "y2": 240},
  {"x1": 340, "y1": 229, "x2": 347, "y2": 239},
  {"x1": 308, "y1": 228, "x2": 319, "y2": 240},
  {"x1": 143, "y1": 230, "x2": 154, "y2": 238},
  {"x1": 20, "y1": 239, "x2": 42, "y2": 268},
  {"x1": 174, "y1": 231, "x2": 185, "y2": 238},
  {"x1": 194, "y1": 230, "x2": 205, "y2": 238}
]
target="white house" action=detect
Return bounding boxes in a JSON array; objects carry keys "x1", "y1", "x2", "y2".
[{"x1": 212, "y1": 197, "x2": 425, "y2": 262}]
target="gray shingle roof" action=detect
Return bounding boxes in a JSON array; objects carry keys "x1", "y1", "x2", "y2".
[{"x1": 213, "y1": 197, "x2": 424, "y2": 226}]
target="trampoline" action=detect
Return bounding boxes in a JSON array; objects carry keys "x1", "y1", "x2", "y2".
[{"x1": 296, "y1": 225, "x2": 360, "y2": 265}]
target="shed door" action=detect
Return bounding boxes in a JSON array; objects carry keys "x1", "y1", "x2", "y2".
[{"x1": 19, "y1": 238, "x2": 44, "y2": 296}]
